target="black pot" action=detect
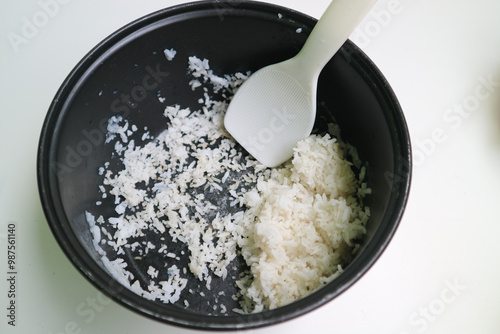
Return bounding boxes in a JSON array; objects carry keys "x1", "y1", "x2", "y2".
[{"x1": 37, "y1": 0, "x2": 411, "y2": 330}]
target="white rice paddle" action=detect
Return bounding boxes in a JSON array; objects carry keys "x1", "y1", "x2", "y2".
[{"x1": 224, "y1": 0, "x2": 377, "y2": 167}]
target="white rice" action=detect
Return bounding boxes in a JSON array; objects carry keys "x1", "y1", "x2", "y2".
[
  {"x1": 86, "y1": 53, "x2": 370, "y2": 314},
  {"x1": 233, "y1": 134, "x2": 370, "y2": 312},
  {"x1": 163, "y1": 48, "x2": 177, "y2": 61}
]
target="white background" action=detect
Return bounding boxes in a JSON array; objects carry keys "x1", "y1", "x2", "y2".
[{"x1": 1, "y1": 0, "x2": 500, "y2": 333}]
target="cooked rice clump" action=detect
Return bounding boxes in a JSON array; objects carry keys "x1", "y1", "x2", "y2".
[{"x1": 234, "y1": 134, "x2": 370, "y2": 312}]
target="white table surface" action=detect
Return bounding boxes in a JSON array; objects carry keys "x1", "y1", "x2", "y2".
[{"x1": 1, "y1": 0, "x2": 500, "y2": 333}]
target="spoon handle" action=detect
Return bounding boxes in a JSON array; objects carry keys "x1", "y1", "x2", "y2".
[{"x1": 295, "y1": 0, "x2": 378, "y2": 78}]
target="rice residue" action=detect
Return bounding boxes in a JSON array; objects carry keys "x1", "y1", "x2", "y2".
[{"x1": 86, "y1": 52, "x2": 371, "y2": 314}]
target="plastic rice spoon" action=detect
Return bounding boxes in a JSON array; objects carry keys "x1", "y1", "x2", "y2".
[{"x1": 224, "y1": 0, "x2": 377, "y2": 167}]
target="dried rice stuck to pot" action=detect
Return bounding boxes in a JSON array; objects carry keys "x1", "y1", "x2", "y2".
[{"x1": 86, "y1": 53, "x2": 371, "y2": 314}]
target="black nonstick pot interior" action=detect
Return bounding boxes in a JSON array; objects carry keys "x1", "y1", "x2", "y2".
[{"x1": 37, "y1": 1, "x2": 411, "y2": 330}]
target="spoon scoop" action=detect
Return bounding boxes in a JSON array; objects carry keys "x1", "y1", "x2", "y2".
[{"x1": 224, "y1": 0, "x2": 377, "y2": 167}]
